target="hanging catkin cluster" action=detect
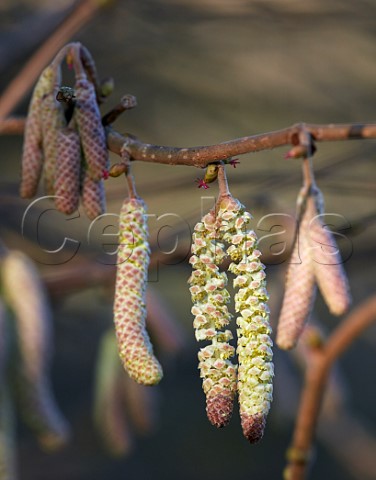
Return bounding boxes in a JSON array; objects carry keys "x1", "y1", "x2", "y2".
[
  {"x1": 189, "y1": 192, "x2": 273, "y2": 443},
  {"x1": 113, "y1": 197, "x2": 163, "y2": 386},
  {"x1": 20, "y1": 42, "x2": 109, "y2": 220},
  {"x1": 276, "y1": 185, "x2": 351, "y2": 350},
  {"x1": 189, "y1": 210, "x2": 237, "y2": 428},
  {"x1": 218, "y1": 195, "x2": 273, "y2": 443}
]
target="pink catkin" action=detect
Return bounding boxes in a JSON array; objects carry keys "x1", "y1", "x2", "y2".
[
  {"x1": 20, "y1": 66, "x2": 55, "y2": 198},
  {"x1": 74, "y1": 75, "x2": 108, "y2": 181},
  {"x1": 308, "y1": 194, "x2": 351, "y2": 316},
  {"x1": 41, "y1": 91, "x2": 66, "y2": 196},
  {"x1": 276, "y1": 199, "x2": 317, "y2": 350},
  {"x1": 81, "y1": 174, "x2": 106, "y2": 220},
  {"x1": 54, "y1": 127, "x2": 81, "y2": 215}
]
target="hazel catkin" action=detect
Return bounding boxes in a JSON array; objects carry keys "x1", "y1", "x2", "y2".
[
  {"x1": 74, "y1": 73, "x2": 108, "y2": 182},
  {"x1": 20, "y1": 66, "x2": 55, "y2": 199},
  {"x1": 40, "y1": 72, "x2": 66, "y2": 196},
  {"x1": 54, "y1": 127, "x2": 81, "y2": 215},
  {"x1": 113, "y1": 197, "x2": 162, "y2": 386},
  {"x1": 189, "y1": 210, "x2": 237, "y2": 428},
  {"x1": 217, "y1": 195, "x2": 273, "y2": 443},
  {"x1": 308, "y1": 188, "x2": 351, "y2": 316},
  {"x1": 276, "y1": 193, "x2": 317, "y2": 350}
]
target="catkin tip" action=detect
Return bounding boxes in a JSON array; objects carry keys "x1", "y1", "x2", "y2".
[
  {"x1": 276, "y1": 333, "x2": 298, "y2": 351},
  {"x1": 206, "y1": 393, "x2": 234, "y2": 428},
  {"x1": 125, "y1": 356, "x2": 163, "y2": 386},
  {"x1": 240, "y1": 412, "x2": 266, "y2": 444},
  {"x1": 38, "y1": 424, "x2": 70, "y2": 452}
]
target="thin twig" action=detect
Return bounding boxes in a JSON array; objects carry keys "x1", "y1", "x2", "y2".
[
  {"x1": 299, "y1": 128, "x2": 316, "y2": 191},
  {"x1": 0, "y1": 0, "x2": 106, "y2": 119},
  {"x1": 217, "y1": 163, "x2": 230, "y2": 197},
  {"x1": 102, "y1": 95, "x2": 137, "y2": 126},
  {"x1": 285, "y1": 295, "x2": 376, "y2": 480}
]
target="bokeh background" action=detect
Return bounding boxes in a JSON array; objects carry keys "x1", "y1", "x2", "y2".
[{"x1": 0, "y1": 0, "x2": 375, "y2": 479}]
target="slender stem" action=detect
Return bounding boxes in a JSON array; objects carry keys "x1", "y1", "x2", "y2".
[
  {"x1": 126, "y1": 172, "x2": 138, "y2": 199},
  {"x1": 285, "y1": 295, "x2": 376, "y2": 480},
  {"x1": 120, "y1": 147, "x2": 137, "y2": 199},
  {"x1": 217, "y1": 164, "x2": 230, "y2": 197},
  {"x1": 299, "y1": 128, "x2": 316, "y2": 191},
  {"x1": 301, "y1": 158, "x2": 315, "y2": 190},
  {"x1": 102, "y1": 95, "x2": 137, "y2": 126}
]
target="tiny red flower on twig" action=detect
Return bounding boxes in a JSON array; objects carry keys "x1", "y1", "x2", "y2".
[
  {"x1": 195, "y1": 178, "x2": 209, "y2": 189},
  {"x1": 229, "y1": 158, "x2": 240, "y2": 168}
]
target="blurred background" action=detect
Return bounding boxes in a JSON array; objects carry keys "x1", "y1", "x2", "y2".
[{"x1": 0, "y1": 0, "x2": 375, "y2": 479}]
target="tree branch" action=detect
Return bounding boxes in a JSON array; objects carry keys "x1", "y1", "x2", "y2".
[
  {"x1": 3, "y1": 114, "x2": 376, "y2": 169},
  {"x1": 106, "y1": 122, "x2": 376, "y2": 168},
  {"x1": 0, "y1": 116, "x2": 25, "y2": 135},
  {"x1": 285, "y1": 295, "x2": 376, "y2": 480}
]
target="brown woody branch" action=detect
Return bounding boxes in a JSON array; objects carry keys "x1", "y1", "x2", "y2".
[
  {"x1": 285, "y1": 295, "x2": 376, "y2": 480},
  {"x1": 3, "y1": 110, "x2": 376, "y2": 169},
  {"x1": 0, "y1": 116, "x2": 25, "y2": 134},
  {"x1": 105, "y1": 122, "x2": 376, "y2": 168}
]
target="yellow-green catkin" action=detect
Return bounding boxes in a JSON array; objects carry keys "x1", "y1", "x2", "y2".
[
  {"x1": 40, "y1": 65, "x2": 66, "y2": 196},
  {"x1": 218, "y1": 195, "x2": 273, "y2": 443},
  {"x1": 1, "y1": 251, "x2": 69, "y2": 450},
  {"x1": 189, "y1": 210, "x2": 237, "y2": 428},
  {"x1": 308, "y1": 187, "x2": 351, "y2": 316},
  {"x1": 54, "y1": 127, "x2": 81, "y2": 215},
  {"x1": 94, "y1": 330, "x2": 133, "y2": 457},
  {"x1": 113, "y1": 197, "x2": 162, "y2": 386},
  {"x1": 20, "y1": 66, "x2": 55, "y2": 199},
  {"x1": 276, "y1": 192, "x2": 317, "y2": 350}
]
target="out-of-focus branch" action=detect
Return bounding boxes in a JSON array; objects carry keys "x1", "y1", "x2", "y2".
[
  {"x1": 285, "y1": 295, "x2": 376, "y2": 480},
  {"x1": 0, "y1": 0, "x2": 110, "y2": 119},
  {"x1": 41, "y1": 247, "x2": 189, "y2": 300},
  {"x1": 0, "y1": 3, "x2": 78, "y2": 76},
  {"x1": 0, "y1": 117, "x2": 26, "y2": 135}
]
